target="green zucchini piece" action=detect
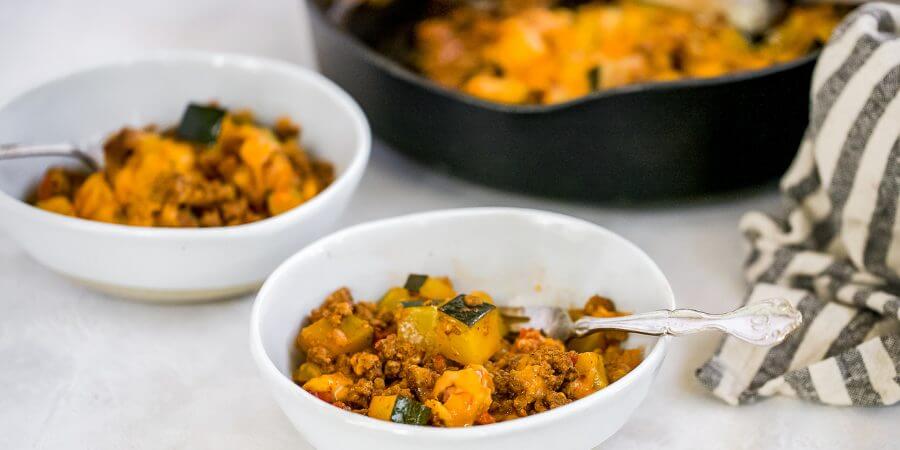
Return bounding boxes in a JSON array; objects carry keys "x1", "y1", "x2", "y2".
[
  {"x1": 400, "y1": 299, "x2": 425, "y2": 308},
  {"x1": 438, "y1": 294, "x2": 496, "y2": 327},
  {"x1": 390, "y1": 396, "x2": 431, "y2": 425},
  {"x1": 176, "y1": 103, "x2": 226, "y2": 144},
  {"x1": 403, "y1": 274, "x2": 428, "y2": 292}
]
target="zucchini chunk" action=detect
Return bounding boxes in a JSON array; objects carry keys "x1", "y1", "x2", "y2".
[
  {"x1": 438, "y1": 294, "x2": 495, "y2": 327},
  {"x1": 391, "y1": 396, "x2": 432, "y2": 425},
  {"x1": 368, "y1": 395, "x2": 432, "y2": 425},
  {"x1": 398, "y1": 293, "x2": 503, "y2": 365},
  {"x1": 403, "y1": 274, "x2": 428, "y2": 292},
  {"x1": 436, "y1": 294, "x2": 502, "y2": 365},
  {"x1": 176, "y1": 103, "x2": 226, "y2": 144},
  {"x1": 400, "y1": 299, "x2": 425, "y2": 308}
]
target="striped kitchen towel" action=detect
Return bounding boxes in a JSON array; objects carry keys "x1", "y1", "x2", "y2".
[{"x1": 696, "y1": 2, "x2": 900, "y2": 406}]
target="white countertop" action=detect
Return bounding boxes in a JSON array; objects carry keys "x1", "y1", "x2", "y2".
[{"x1": 0, "y1": 1, "x2": 895, "y2": 449}]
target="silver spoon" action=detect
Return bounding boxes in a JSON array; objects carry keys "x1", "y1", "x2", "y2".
[
  {"x1": 500, "y1": 298, "x2": 802, "y2": 346},
  {"x1": 0, "y1": 143, "x2": 102, "y2": 171}
]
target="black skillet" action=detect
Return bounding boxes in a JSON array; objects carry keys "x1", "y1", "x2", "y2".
[{"x1": 307, "y1": 0, "x2": 817, "y2": 201}]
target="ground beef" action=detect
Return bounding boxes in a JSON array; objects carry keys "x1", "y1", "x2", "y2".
[
  {"x1": 308, "y1": 287, "x2": 354, "y2": 325},
  {"x1": 294, "y1": 284, "x2": 643, "y2": 426}
]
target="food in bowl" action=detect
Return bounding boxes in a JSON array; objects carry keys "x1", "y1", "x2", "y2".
[
  {"x1": 33, "y1": 103, "x2": 334, "y2": 227},
  {"x1": 292, "y1": 274, "x2": 643, "y2": 427},
  {"x1": 412, "y1": 0, "x2": 843, "y2": 104}
]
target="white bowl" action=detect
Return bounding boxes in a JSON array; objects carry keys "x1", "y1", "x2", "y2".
[
  {"x1": 250, "y1": 208, "x2": 674, "y2": 450},
  {"x1": 0, "y1": 51, "x2": 370, "y2": 301}
]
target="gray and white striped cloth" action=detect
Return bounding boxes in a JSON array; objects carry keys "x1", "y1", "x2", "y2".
[{"x1": 696, "y1": 2, "x2": 900, "y2": 406}]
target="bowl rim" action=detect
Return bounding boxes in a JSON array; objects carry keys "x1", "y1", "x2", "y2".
[
  {"x1": 250, "y1": 207, "x2": 674, "y2": 439},
  {"x1": 0, "y1": 50, "x2": 371, "y2": 239},
  {"x1": 308, "y1": 0, "x2": 821, "y2": 114}
]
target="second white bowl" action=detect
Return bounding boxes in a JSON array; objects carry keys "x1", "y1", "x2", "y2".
[
  {"x1": 0, "y1": 51, "x2": 370, "y2": 301},
  {"x1": 251, "y1": 208, "x2": 674, "y2": 450}
]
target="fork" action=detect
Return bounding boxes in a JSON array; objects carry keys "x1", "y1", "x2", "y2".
[
  {"x1": 499, "y1": 298, "x2": 803, "y2": 346},
  {"x1": 0, "y1": 142, "x2": 102, "y2": 171}
]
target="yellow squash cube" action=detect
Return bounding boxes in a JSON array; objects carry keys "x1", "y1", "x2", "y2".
[
  {"x1": 377, "y1": 287, "x2": 412, "y2": 313},
  {"x1": 397, "y1": 305, "x2": 439, "y2": 348},
  {"x1": 298, "y1": 314, "x2": 373, "y2": 355},
  {"x1": 302, "y1": 373, "x2": 353, "y2": 402},
  {"x1": 435, "y1": 308, "x2": 502, "y2": 365},
  {"x1": 367, "y1": 395, "x2": 398, "y2": 421},
  {"x1": 292, "y1": 362, "x2": 323, "y2": 384},
  {"x1": 566, "y1": 352, "x2": 609, "y2": 399},
  {"x1": 418, "y1": 277, "x2": 456, "y2": 300}
]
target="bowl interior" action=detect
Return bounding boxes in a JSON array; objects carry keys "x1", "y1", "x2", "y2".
[
  {"x1": 256, "y1": 208, "x2": 674, "y2": 381},
  {"x1": 0, "y1": 53, "x2": 364, "y2": 202}
]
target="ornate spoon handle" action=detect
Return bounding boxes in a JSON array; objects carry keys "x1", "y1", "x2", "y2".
[{"x1": 572, "y1": 298, "x2": 803, "y2": 346}]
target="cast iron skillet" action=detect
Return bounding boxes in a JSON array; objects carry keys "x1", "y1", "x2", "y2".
[{"x1": 308, "y1": 0, "x2": 816, "y2": 201}]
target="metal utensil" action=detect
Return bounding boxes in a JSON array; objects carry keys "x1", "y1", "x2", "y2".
[
  {"x1": 499, "y1": 298, "x2": 803, "y2": 346},
  {"x1": 0, "y1": 143, "x2": 101, "y2": 170}
]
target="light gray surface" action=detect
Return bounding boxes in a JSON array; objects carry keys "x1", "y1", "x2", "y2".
[{"x1": 0, "y1": 1, "x2": 895, "y2": 449}]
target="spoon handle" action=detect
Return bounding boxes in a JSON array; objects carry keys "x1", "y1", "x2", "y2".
[
  {"x1": 0, "y1": 143, "x2": 99, "y2": 170},
  {"x1": 572, "y1": 298, "x2": 803, "y2": 346}
]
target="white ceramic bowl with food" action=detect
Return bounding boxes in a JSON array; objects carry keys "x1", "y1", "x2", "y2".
[
  {"x1": 0, "y1": 51, "x2": 370, "y2": 301},
  {"x1": 250, "y1": 208, "x2": 673, "y2": 450}
]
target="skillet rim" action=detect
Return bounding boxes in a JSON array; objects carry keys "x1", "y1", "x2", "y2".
[{"x1": 308, "y1": 0, "x2": 820, "y2": 115}]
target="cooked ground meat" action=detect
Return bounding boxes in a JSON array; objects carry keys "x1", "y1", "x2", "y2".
[
  {"x1": 292, "y1": 275, "x2": 644, "y2": 427},
  {"x1": 33, "y1": 105, "x2": 334, "y2": 227}
]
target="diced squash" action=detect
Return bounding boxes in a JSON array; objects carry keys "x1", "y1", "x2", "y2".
[
  {"x1": 303, "y1": 373, "x2": 353, "y2": 402},
  {"x1": 74, "y1": 173, "x2": 120, "y2": 223},
  {"x1": 567, "y1": 332, "x2": 608, "y2": 353},
  {"x1": 397, "y1": 305, "x2": 439, "y2": 348},
  {"x1": 425, "y1": 365, "x2": 494, "y2": 427},
  {"x1": 298, "y1": 314, "x2": 373, "y2": 355},
  {"x1": 418, "y1": 276, "x2": 456, "y2": 299},
  {"x1": 435, "y1": 296, "x2": 502, "y2": 365},
  {"x1": 467, "y1": 291, "x2": 509, "y2": 335},
  {"x1": 377, "y1": 287, "x2": 412, "y2": 313},
  {"x1": 368, "y1": 395, "x2": 432, "y2": 425},
  {"x1": 438, "y1": 295, "x2": 496, "y2": 327},
  {"x1": 292, "y1": 362, "x2": 323, "y2": 384},
  {"x1": 399, "y1": 300, "x2": 502, "y2": 365},
  {"x1": 462, "y1": 74, "x2": 530, "y2": 104},
  {"x1": 176, "y1": 103, "x2": 226, "y2": 144},
  {"x1": 36, "y1": 196, "x2": 75, "y2": 216},
  {"x1": 390, "y1": 396, "x2": 432, "y2": 425},
  {"x1": 566, "y1": 352, "x2": 609, "y2": 399},
  {"x1": 404, "y1": 274, "x2": 428, "y2": 292},
  {"x1": 368, "y1": 395, "x2": 397, "y2": 421},
  {"x1": 267, "y1": 188, "x2": 305, "y2": 215}
]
